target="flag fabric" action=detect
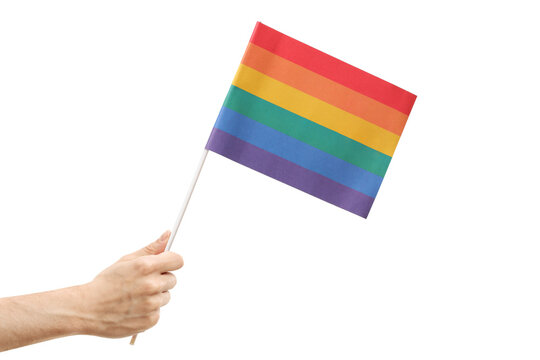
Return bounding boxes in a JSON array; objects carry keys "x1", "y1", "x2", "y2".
[{"x1": 205, "y1": 22, "x2": 416, "y2": 218}]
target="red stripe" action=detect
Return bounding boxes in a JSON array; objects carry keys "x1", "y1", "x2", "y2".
[{"x1": 249, "y1": 22, "x2": 417, "y2": 115}]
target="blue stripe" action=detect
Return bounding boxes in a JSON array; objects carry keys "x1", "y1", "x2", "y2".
[{"x1": 214, "y1": 106, "x2": 383, "y2": 198}]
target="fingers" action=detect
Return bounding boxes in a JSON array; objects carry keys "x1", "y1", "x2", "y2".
[
  {"x1": 147, "y1": 251, "x2": 184, "y2": 273},
  {"x1": 138, "y1": 292, "x2": 172, "y2": 314},
  {"x1": 121, "y1": 231, "x2": 171, "y2": 261},
  {"x1": 149, "y1": 291, "x2": 171, "y2": 309},
  {"x1": 158, "y1": 272, "x2": 177, "y2": 293},
  {"x1": 129, "y1": 310, "x2": 161, "y2": 333},
  {"x1": 137, "y1": 271, "x2": 178, "y2": 296},
  {"x1": 158, "y1": 291, "x2": 171, "y2": 307}
]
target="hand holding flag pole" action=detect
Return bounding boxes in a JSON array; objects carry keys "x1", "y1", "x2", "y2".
[{"x1": 129, "y1": 149, "x2": 209, "y2": 345}]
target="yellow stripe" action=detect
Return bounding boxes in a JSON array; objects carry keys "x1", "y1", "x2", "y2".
[{"x1": 232, "y1": 64, "x2": 400, "y2": 157}]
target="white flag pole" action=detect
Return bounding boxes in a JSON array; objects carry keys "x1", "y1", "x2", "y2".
[
  {"x1": 130, "y1": 148, "x2": 209, "y2": 345},
  {"x1": 166, "y1": 148, "x2": 209, "y2": 252}
]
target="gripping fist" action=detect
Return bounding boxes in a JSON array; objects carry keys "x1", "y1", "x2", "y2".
[{"x1": 80, "y1": 231, "x2": 184, "y2": 338}]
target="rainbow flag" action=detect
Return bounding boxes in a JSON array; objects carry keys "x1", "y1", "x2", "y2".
[{"x1": 205, "y1": 22, "x2": 416, "y2": 218}]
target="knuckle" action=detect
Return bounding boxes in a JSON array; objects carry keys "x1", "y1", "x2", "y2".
[
  {"x1": 143, "y1": 297, "x2": 159, "y2": 311},
  {"x1": 141, "y1": 298, "x2": 152, "y2": 311},
  {"x1": 135, "y1": 258, "x2": 153, "y2": 274},
  {"x1": 136, "y1": 297, "x2": 150, "y2": 312},
  {"x1": 141, "y1": 279, "x2": 159, "y2": 294}
]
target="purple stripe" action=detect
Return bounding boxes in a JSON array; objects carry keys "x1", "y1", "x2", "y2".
[{"x1": 206, "y1": 128, "x2": 375, "y2": 218}]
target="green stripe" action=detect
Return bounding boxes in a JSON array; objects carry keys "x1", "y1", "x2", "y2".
[{"x1": 223, "y1": 85, "x2": 392, "y2": 177}]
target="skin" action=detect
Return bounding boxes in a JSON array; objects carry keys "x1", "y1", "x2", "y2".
[{"x1": 0, "y1": 230, "x2": 183, "y2": 352}]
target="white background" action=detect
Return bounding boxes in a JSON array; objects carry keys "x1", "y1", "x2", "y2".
[{"x1": 1, "y1": 1, "x2": 539, "y2": 359}]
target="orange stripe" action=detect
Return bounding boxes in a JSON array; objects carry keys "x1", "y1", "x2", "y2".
[{"x1": 241, "y1": 43, "x2": 409, "y2": 136}]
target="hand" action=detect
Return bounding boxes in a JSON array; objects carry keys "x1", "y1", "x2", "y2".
[{"x1": 79, "y1": 231, "x2": 184, "y2": 338}]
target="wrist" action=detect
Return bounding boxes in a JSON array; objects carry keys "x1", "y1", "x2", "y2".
[
  {"x1": 52, "y1": 285, "x2": 91, "y2": 336},
  {"x1": 69, "y1": 283, "x2": 99, "y2": 336}
]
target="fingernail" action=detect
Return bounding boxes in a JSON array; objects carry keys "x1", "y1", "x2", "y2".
[{"x1": 159, "y1": 231, "x2": 170, "y2": 242}]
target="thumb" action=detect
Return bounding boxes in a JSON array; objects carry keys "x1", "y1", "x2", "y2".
[{"x1": 121, "y1": 230, "x2": 171, "y2": 261}]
